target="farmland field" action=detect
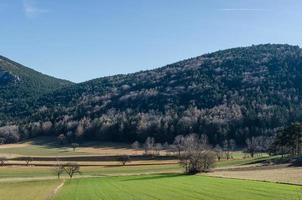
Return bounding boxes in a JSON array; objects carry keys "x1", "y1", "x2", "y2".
[
  {"x1": 52, "y1": 175, "x2": 301, "y2": 200},
  {"x1": 0, "y1": 165, "x2": 181, "y2": 181},
  {"x1": 209, "y1": 166, "x2": 302, "y2": 185},
  {"x1": 0, "y1": 138, "x2": 301, "y2": 200},
  {"x1": 0, "y1": 179, "x2": 60, "y2": 200},
  {"x1": 0, "y1": 137, "x2": 146, "y2": 157}
]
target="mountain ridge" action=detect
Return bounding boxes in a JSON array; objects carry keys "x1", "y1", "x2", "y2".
[
  {"x1": 1, "y1": 44, "x2": 302, "y2": 145},
  {"x1": 0, "y1": 55, "x2": 74, "y2": 121}
]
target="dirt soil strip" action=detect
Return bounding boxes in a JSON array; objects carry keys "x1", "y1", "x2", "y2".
[
  {"x1": 46, "y1": 180, "x2": 65, "y2": 200},
  {"x1": 2, "y1": 161, "x2": 178, "y2": 167},
  {"x1": 209, "y1": 166, "x2": 302, "y2": 185}
]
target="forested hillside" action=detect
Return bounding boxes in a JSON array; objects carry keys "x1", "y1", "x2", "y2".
[
  {"x1": 0, "y1": 56, "x2": 73, "y2": 121},
  {"x1": 1, "y1": 44, "x2": 302, "y2": 145}
]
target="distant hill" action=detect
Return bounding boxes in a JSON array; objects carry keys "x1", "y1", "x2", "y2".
[
  {"x1": 0, "y1": 56, "x2": 73, "y2": 121},
  {"x1": 2, "y1": 44, "x2": 302, "y2": 145}
]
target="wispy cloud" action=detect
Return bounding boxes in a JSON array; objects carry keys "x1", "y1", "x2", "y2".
[
  {"x1": 23, "y1": 0, "x2": 49, "y2": 18},
  {"x1": 218, "y1": 8, "x2": 270, "y2": 12}
]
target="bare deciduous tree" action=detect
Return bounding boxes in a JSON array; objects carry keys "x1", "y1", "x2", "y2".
[
  {"x1": 154, "y1": 143, "x2": 162, "y2": 156},
  {"x1": 179, "y1": 134, "x2": 216, "y2": 174},
  {"x1": 57, "y1": 134, "x2": 66, "y2": 145},
  {"x1": 62, "y1": 163, "x2": 80, "y2": 178},
  {"x1": 214, "y1": 145, "x2": 223, "y2": 161},
  {"x1": 54, "y1": 157, "x2": 64, "y2": 179},
  {"x1": 223, "y1": 140, "x2": 231, "y2": 160},
  {"x1": 173, "y1": 135, "x2": 184, "y2": 157},
  {"x1": 246, "y1": 137, "x2": 258, "y2": 158},
  {"x1": 131, "y1": 141, "x2": 140, "y2": 154},
  {"x1": 144, "y1": 137, "x2": 154, "y2": 155},
  {"x1": 54, "y1": 165, "x2": 64, "y2": 179},
  {"x1": 71, "y1": 143, "x2": 79, "y2": 152},
  {"x1": 118, "y1": 155, "x2": 130, "y2": 166},
  {"x1": 24, "y1": 156, "x2": 33, "y2": 166},
  {"x1": 0, "y1": 157, "x2": 7, "y2": 166},
  {"x1": 229, "y1": 139, "x2": 236, "y2": 151}
]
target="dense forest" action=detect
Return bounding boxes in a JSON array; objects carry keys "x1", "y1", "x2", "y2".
[
  {"x1": 1, "y1": 44, "x2": 302, "y2": 146},
  {"x1": 0, "y1": 56, "x2": 73, "y2": 121}
]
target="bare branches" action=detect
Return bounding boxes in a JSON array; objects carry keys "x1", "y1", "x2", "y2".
[
  {"x1": 131, "y1": 141, "x2": 140, "y2": 154},
  {"x1": 118, "y1": 155, "x2": 131, "y2": 166},
  {"x1": 0, "y1": 157, "x2": 7, "y2": 166},
  {"x1": 179, "y1": 134, "x2": 215, "y2": 174},
  {"x1": 173, "y1": 135, "x2": 185, "y2": 158},
  {"x1": 24, "y1": 156, "x2": 33, "y2": 166},
  {"x1": 62, "y1": 163, "x2": 80, "y2": 178},
  {"x1": 71, "y1": 143, "x2": 79, "y2": 152},
  {"x1": 144, "y1": 137, "x2": 155, "y2": 155}
]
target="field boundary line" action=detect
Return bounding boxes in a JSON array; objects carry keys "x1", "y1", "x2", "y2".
[
  {"x1": 46, "y1": 179, "x2": 65, "y2": 200},
  {"x1": 206, "y1": 174, "x2": 302, "y2": 186}
]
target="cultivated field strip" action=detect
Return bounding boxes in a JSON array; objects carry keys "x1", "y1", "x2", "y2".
[
  {"x1": 0, "y1": 179, "x2": 60, "y2": 200},
  {"x1": 209, "y1": 166, "x2": 302, "y2": 185},
  {"x1": 52, "y1": 175, "x2": 302, "y2": 200}
]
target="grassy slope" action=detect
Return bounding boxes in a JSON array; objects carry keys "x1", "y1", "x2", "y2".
[
  {"x1": 0, "y1": 137, "x2": 144, "y2": 156},
  {"x1": 0, "y1": 165, "x2": 181, "y2": 180},
  {"x1": 0, "y1": 179, "x2": 60, "y2": 200},
  {"x1": 53, "y1": 175, "x2": 301, "y2": 200},
  {"x1": 0, "y1": 145, "x2": 88, "y2": 156},
  {"x1": 209, "y1": 166, "x2": 302, "y2": 185},
  {"x1": 215, "y1": 155, "x2": 271, "y2": 168}
]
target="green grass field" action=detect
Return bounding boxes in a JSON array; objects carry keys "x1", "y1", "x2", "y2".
[
  {"x1": 0, "y1": 139, "x2": 300, "y2": 200},
  {"x1": 215, "y1": 155, "x2": 273, "y2": 168},
  {"x1": 0, "y1": 141, "x2": 88, "y2": 156},
  {"x1": 0, "y1": 137, "x2": 143, "y2": 157},
  {"x1": 0, "y1": 179, "x2": 60, "y2": 200},
  {"x1": 0, "y1": 165, "x2": 182, "y2": 180},
  {"x1": 53, "y1": 175, "x2": 301, "y2": 200},
  {"x1": 0, "y1": 145, "x2": 86, "y2": 156}
]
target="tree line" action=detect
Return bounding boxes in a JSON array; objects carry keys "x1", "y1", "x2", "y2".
[{"x1": 2, "y1": 44, "x2": 302, "y2": 148}]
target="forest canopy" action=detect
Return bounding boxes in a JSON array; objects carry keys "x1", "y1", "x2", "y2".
[{"x1": 1, "y1": 44, "x2": 302, "y2": 145}]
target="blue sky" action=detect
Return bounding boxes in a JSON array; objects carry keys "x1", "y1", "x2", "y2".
[{"x1": 0, "y1": 0, "x2": 302, "y2": 82}]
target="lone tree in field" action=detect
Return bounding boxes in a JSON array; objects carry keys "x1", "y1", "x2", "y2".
[
  {"x1": 229, "y1": 139, "x2": 236, "y2": 151},
  {"x1": 173, "y1": 135, "x2": 185, "y2": 158},
  {"x1": 131, "y1": 141, "x2": 140, "y2": 154},
  {"x1": 154, "y1": 143, "x2": 163, "y2": 156},
  {"x1": 245, "y1": 137, "x2": 259, "y2": 158},
  {"x1": 71, "y1": 143, "x2": 79, "y2": 152},
  {"x1": 179, "y1": 134, "x2": 216, "y2": 174},
  {"x1": 144, "y1": 137, "x2": 155, "y2": 155},
  {"x1": 223, "y1": 140, "x2": 232, "y2": 160},
  {"x1": 0, "y1": 157, "x2": 7, "y2": 166},
  {"x1": 62, "y1": 163, "x2": 81, "y2": 178},
  {"x1": 214, "y1": 145, "x2": 223, "y2": 161},
  {"x1": 272, "y1": 122, "x2": 302, "y2": 157},
  {"x1": 54, "y1": 165, "x2": 64, "y2": 179},
  {"x1": 54, "y1": 158, "x2": 64, "y2": 179},
  {"x1": 57, "y1": 134, "x2": 66, "y2": 145},
  {"x1": 118, "y1": 155, "x2": 131, "y2": 166},
  {"x1": 24, "y1": 156, "x2": 33, "y2": 166}
]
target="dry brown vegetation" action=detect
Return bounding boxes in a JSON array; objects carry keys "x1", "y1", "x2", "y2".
[
  {"x1": 208, "y1": 165, "x2": 302, "y2": 185},
  {"x1": 4, "y1": 160, "x2": 178, "y2": 167}
]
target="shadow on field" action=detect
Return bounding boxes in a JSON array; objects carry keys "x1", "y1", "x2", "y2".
[
  {"x1": 29, "y1": 136, "x2": 66, "y2": 148},
  {"x1": 29, "y1": 136, "x2": 134, "y2": 150},
  {"x1": 122, "y1": 173, "x2": 185, "y2": 182},
  {"x1": 243, "y1": 156, "x2": 302, "y2": 167}
]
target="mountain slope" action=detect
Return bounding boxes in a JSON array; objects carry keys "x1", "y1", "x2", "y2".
[
  {"x1": 0, "y1": 56, "x2": 73, "y2": 121},
  {"x1": 3, "y1": 44, "x2": 302, "y2": 144}
]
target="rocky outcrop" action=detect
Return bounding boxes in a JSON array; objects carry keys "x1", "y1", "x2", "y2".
[{"x1": 0, "y1": 70, "x2": 20, "y2": 85}]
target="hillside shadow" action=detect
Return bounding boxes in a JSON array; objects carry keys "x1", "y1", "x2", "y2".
[
  {"x1": 288, "y1": 158, "x2": 302, "y2": 167},
  {"x1": 29, "y1": 136, "x2": 133, "y2": 150},
  {"x1": 29, "y1": 136, "x2": 63, "y2": 148},
  {"x1": 241, "y1": 156, "x2": 302, "y2": 167},
  {"x1": 122, "y1": 173, "x2": 185, "y2": 182}
]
